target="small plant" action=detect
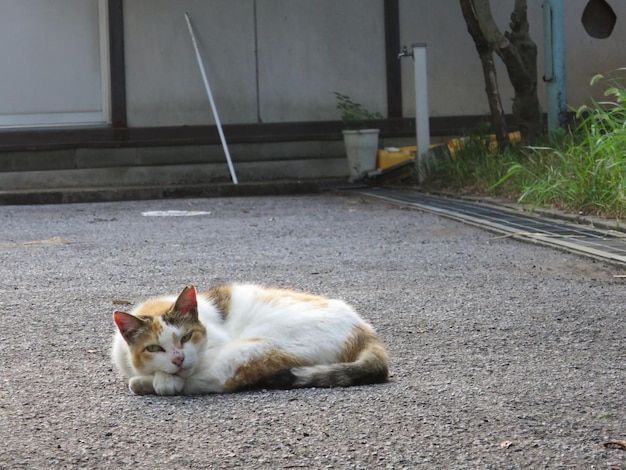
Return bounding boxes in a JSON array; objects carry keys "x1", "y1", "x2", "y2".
[{"x1": 334, "y1": 92, "x2": 382, "y2": 130}]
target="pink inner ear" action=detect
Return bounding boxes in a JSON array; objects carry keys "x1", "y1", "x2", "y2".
[
  {"x1": 114, "y1": 310, "x2": 142, "y2": 339},
  {"x1": 113, "y1": 310, "x2": 130, "y2": 331},
  {"x1": 175, "y1": 285, "x2": 198, "y2": 315}
]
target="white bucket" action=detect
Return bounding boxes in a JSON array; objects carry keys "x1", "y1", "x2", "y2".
[{"x1": 342, "y1": 129, "x2": 380, "y2": 180}]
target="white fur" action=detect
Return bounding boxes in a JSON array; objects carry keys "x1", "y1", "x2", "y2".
[{"x1": 112, "y1": 284, "x2": 375, "y2": 395}]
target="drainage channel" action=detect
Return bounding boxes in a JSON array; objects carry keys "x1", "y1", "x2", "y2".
[{"x1": 353, "y1": 187, "x2": 626, "y2": 265}]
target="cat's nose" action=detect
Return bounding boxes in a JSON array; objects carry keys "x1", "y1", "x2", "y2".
[{"x1": 172, "y1": 349, "x2": 185, "y2": 367}]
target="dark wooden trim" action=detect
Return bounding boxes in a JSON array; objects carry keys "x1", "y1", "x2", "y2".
[
  {"x1": 0, "y1": 116, "x2": 525, "y2": 152},
  {"x1": 384, "y1": 0, "x2": 402, "y2": 118},
  {"x1": 108, "y1": 0, "x2": 127, "y2": 128}
]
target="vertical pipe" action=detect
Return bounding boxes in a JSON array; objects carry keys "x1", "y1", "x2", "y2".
[
  {"x1": 543, "y1": 0, "x2": 567, "y2": 139},
  {"x1": 253, "y1": 0, "x2": 262, "y2": 123},
  {"x1": 413, "y1": 43, "x2": 430, "y2": 182},
  {"x1": 384, "y1": 0, "x2": 402, "y2": 117},
  {"x1": 108, "y1": 0, "x2": 127, "y2": 128},
  {"x1": 185, "y1": 13, "x2": 239, "y2": 184}
]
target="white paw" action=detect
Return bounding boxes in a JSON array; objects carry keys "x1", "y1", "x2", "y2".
[
  {"x1": 153, "y1": 372, "x2": 185, "y2": 396},
  {"x1": 129, "y1": 376, "x2": 156, "y2": 395}
]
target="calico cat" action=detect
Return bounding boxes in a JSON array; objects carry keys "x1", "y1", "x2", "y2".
[{"x1": 112, "y1": 284, "x2": 389, "y2": 395}]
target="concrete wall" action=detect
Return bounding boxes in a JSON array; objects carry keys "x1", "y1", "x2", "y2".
[
  {"x1": 398, "y1": 0, "x2": 626, "y2": 117},
  {"x1": 255, "y1": 0, "x2": 386, "y2": 122},
  {"x1": 123, "y1": 0, "x2": 387, "y2": 127},
  {"x1": 123, "y1": 0, "x2": 626, "y2": 127},
  {"x1": 0, "y1": 0, "x2": 109, "y2": 128},
  {"x1": 563, "y1": 0, "x2": 626, "y2": 104},
  {"x1": 3, "y1": 0, "x2": 623, "y2": 129},
  {"x1": 123, "y1": 0, "x2": 257, "y2": 126}
]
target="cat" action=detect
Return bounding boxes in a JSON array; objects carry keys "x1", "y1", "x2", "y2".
[{"x1": 111, "y1": 284, "x2": 389, "y2": 395}]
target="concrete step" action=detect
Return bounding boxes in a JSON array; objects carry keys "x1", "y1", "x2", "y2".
[
  {"x1": 0, "y1": 179, "x2": 340, "y2": 205},
  {"x1": 0, "y1": 157, "x2": 350, "y2": 191}
]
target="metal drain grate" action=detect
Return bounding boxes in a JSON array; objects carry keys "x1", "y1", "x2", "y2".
[{"x1": 354, "y1": 188, "x2": 626, "y2": 265}]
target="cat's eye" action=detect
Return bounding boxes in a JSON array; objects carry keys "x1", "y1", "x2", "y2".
[
  {"x1": 145, "y1": 344, "x2": 165, "y2": 353},
  {"x1": 181, "y1": 332, "x2": 193, "y2": 344}
]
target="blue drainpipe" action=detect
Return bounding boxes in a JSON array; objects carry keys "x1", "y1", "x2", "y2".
[{"x1": 543, "y1": 0, "x2": 567, "y2": 139}]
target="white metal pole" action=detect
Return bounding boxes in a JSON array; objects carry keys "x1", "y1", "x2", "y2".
[
  {"x1": 184, "y1": 13, "x2": 238, "y2": 184},
  {"x1": 413, "y1": 43, "x2": 430, "y2": 183}
]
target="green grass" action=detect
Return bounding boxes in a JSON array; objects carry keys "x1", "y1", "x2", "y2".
[
  {"x1": 426, "y1": 133, "x2": 522, "y2": 196},
  {"x1": 426, "y1": 71, "x2": 626, "y2": 220}
]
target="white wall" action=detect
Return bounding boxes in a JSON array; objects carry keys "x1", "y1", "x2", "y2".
[
  {"x1": 398, "y1": 0, "x2": 503, "y2": 117},
  {"x1": 2, "y1": 1, "x2": 624, "y2": 130},
  {"x1": 123, "y1": 0, "x2": 258, "y2": 127},
  {"x1": 399, "y1": 0, "x2": 626, "y2": 117},
  {"x1": 564, "y1": 0, "x2": 626, "y2": 105},
  {"x1": 0, "y1": 0, "x2": 109, "y2": 128},
  {"x1": 255, "y1": 0, "x2": 386, "y2": 122},
  {"x1": 123, "y1": 0, "x2": 387, "y2": 127}
]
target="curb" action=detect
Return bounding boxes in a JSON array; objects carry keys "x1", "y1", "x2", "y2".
[
  {"x1": 0, "y1": 180, "x2": 341, "y2": 206},
  {"x1": 404, "y1": 188, "x2": 626, "y2": 234}
]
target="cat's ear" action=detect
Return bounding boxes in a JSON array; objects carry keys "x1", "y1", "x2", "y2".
[
  {"x1": 174, "y1": 285, "x2": 198, "y2": 318},
  {"x1": 113, "y1": 310, "x2": 147, "y2": 343}
]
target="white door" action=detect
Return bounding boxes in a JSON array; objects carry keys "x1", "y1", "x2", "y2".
[{"x1": 0, "y1": 0, "x2": 110, "y2": 128}]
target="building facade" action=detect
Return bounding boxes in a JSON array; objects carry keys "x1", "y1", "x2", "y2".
[{"x1": 0, "y1": 0, "x2": 623, "y2": 189}]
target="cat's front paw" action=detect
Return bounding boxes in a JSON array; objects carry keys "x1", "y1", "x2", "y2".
[
  {"x1": 153, "y1": 372, "x2": 185, "y2": 396},
  {"x1": 129, "y1": 376, "x2": 156, "y2": 395}
]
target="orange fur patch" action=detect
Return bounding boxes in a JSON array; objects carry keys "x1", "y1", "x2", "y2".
[
  {"x1": 129, "y1": 321, "x2": 163, "y2": 370},
  {"x1": 121, "y1": 303, "x2": 168, "y2": 369},
  {"x1": 171, "y1": 325, "x2": 206, "y2": 348},
  {"x1": 259, "y1": 287, "x2": 330, "y2": 308},
  {"x1": 224, "y1": 348, "x2": 309, "y2": 392},
  {"x1": 203, "y1": 285, "x2": 233, "y2": 320},
  {"x1": 189, "y1": 327, "x2": 207, "y2": 345},
  {"x1": 338, "y1": 324, "x2": 388, "y2": 364},
  {"x1": 239, "y1": 337, "x2": 263, "y2": 343},
  {"x1": 135, "y1": 299, "x2": 174, "y2": 318}
]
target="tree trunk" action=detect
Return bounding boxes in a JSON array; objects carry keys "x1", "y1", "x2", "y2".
[
  {"x1": 459, "y1": 0, "x2": 509, "y2": 150},
  {"x1": 504, "y1": 1, "x2": 543, "y2": 141},
  {"x1": 461, "y1": 0, "x2": 544, "y2": 142}
]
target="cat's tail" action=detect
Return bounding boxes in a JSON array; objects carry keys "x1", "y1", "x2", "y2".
[
  {"x1": 265, "y1": 331, "x2": 389, "y2": 389},
  {"x1": 295, "y1": 342, "x2": 389, "y2": 388}
]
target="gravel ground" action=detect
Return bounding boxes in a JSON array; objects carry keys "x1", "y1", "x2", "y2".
[{"x1": 0, "y1": 192, "x2": 624, "y2": 469}]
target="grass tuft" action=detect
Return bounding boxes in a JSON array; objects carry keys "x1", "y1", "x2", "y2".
[{"x1": 426, "y1": 71, "x2": 626, "y2": 220}]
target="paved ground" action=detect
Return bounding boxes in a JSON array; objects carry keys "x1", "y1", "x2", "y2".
[{"x1": 0, "y1": 193, "x2": 624, "y2": 469}]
